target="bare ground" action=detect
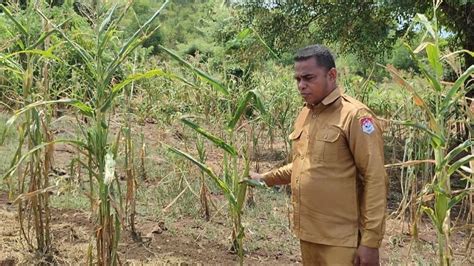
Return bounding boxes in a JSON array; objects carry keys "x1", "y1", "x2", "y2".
[
  {"x1": 0, "y1": 191, "x2": 300, "y2": 265},
  {"x1": 1, "y1": 190, "x2": 472, "y2": 265},
  {"x1": 0, "y1": 114, "x2": 472, "y2": 265}
]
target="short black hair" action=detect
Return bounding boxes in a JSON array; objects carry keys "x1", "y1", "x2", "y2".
[{"x1": 294, "y1": 44, "x2": 336, "y2": 70}]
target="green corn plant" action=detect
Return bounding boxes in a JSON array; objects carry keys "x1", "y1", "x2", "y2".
[
  {"x1": 1, "y1": 1, "x2": 184, "y2": 263},
  {"x1": 156, "y1": 40, "x2": 248, "y2": 224},
  {"x1": 37, "y1": 2, "x2": 172, "y2": 263},
  {"x1": 386, "y1": 2, "x2": 473, "y2": 264},
  {"x1": 168, "y1": 89, "x2": 265, "y2": 264},
  {"x1": 46, "y1": 2, "x2": 178, "y2": 263}
]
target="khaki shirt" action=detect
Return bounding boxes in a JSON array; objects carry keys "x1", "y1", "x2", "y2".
[{"x1": 263, "y1": 87, "x2": 388, "y2": 248}]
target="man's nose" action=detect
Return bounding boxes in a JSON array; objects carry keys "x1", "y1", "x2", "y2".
[{"x1": 298, "y1": 80, "x2": 306, "y2": 91}]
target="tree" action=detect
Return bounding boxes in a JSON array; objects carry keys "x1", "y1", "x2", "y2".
[{"x1": 238, "y1": 0, "x2": 473, "y2": 68}]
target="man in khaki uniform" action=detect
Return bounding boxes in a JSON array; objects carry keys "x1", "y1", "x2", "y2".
[{"x1": 251, "y1": 45, "x2": 388, "y2": 265}]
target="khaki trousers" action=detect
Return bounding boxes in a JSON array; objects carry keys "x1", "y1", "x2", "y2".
[{"x1": 300, "y1": 240, "x2": 356, "y2": 266}]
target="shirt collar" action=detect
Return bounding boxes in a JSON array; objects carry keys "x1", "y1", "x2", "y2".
[
  {"x1": 321, "y1": 87, "x2": 341, "y2": 106},
  {"x1": 307, "y1": 87, "x2": 341, "y2": 111}
]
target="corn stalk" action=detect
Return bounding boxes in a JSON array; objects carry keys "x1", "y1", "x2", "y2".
[
  {"x1": 195, "y1": 136, "x2": 211, "y2": 220},
  {"x1": 0, "y1": 3, "x2": 64, "y2": 262},
  {"x1": 386, "y1": 2, "x2": 474, "y2": 264},
  {"x1": 47, "y1": 1, "x2": 173, "y2": 263},
  {"x1": 169, "y1": 89, "x2": 265, "y2": 264},
  {"x1": 123, "y1": 50, "x2": 138, "y2": 239}
]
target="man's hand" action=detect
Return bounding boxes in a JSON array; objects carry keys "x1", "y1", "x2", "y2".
[
  {"x1": 240, "y1": 172, "x2": 266, "y2": 187},
  {"x1": 354, "y1": 245, "x2": 379, "y2": 266},
  {"x1": 238, "y1": 172, "x2": 266, "y2": 188},
  {"x1": 249, "y1": 172, "x2": 264, "y2": 181}
]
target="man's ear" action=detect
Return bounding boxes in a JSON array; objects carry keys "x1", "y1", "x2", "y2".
[{"x1": 328, "y1": 67, "x2": 337, "y2": 82}]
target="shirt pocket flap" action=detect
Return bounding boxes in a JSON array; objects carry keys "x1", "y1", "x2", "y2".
[
  {"x1": 289, "y1": 128, "x2": 303, "y2": 140},
  {"x1": 316, "y1": 127, "x2": 340, "y2": 143}
]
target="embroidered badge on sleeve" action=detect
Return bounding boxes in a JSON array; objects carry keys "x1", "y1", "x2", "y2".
[{"x1": 360, "y1": 117, "x2": 375, "y2": 134}]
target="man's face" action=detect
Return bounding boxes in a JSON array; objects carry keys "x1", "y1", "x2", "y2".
[{"x1": 294, "y1": 58, "x2": 336, "y2": 106}]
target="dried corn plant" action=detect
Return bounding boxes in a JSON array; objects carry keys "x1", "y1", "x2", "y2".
[{"x1": 0, "y1": 3, "x2": 62, "y2": 262}]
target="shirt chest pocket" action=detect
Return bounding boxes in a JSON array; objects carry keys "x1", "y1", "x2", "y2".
[
  {"x1": 311, "y1": 127, "x2": 343, "y2": 162},
  {"x1": 289, "y1": 127, "x2": 304, "y2": 161}
]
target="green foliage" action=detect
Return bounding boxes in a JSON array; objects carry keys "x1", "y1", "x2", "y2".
[
  {"x1": 238, "y1": 0, "x2": 473, "y2": 68},
  {"x1": 123, "y1": 0, "x2": 165, "y2": 55},
  {"x1": 238, "y1": 1, "x2": 398, "y2": 61},
  {"x1": 388, "y1": 41, "x2": 419, "y2": 72}
]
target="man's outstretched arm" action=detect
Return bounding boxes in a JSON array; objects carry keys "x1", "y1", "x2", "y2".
[{"x1": 250, "y1": 163, "x2": 292, "y2": 186}]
